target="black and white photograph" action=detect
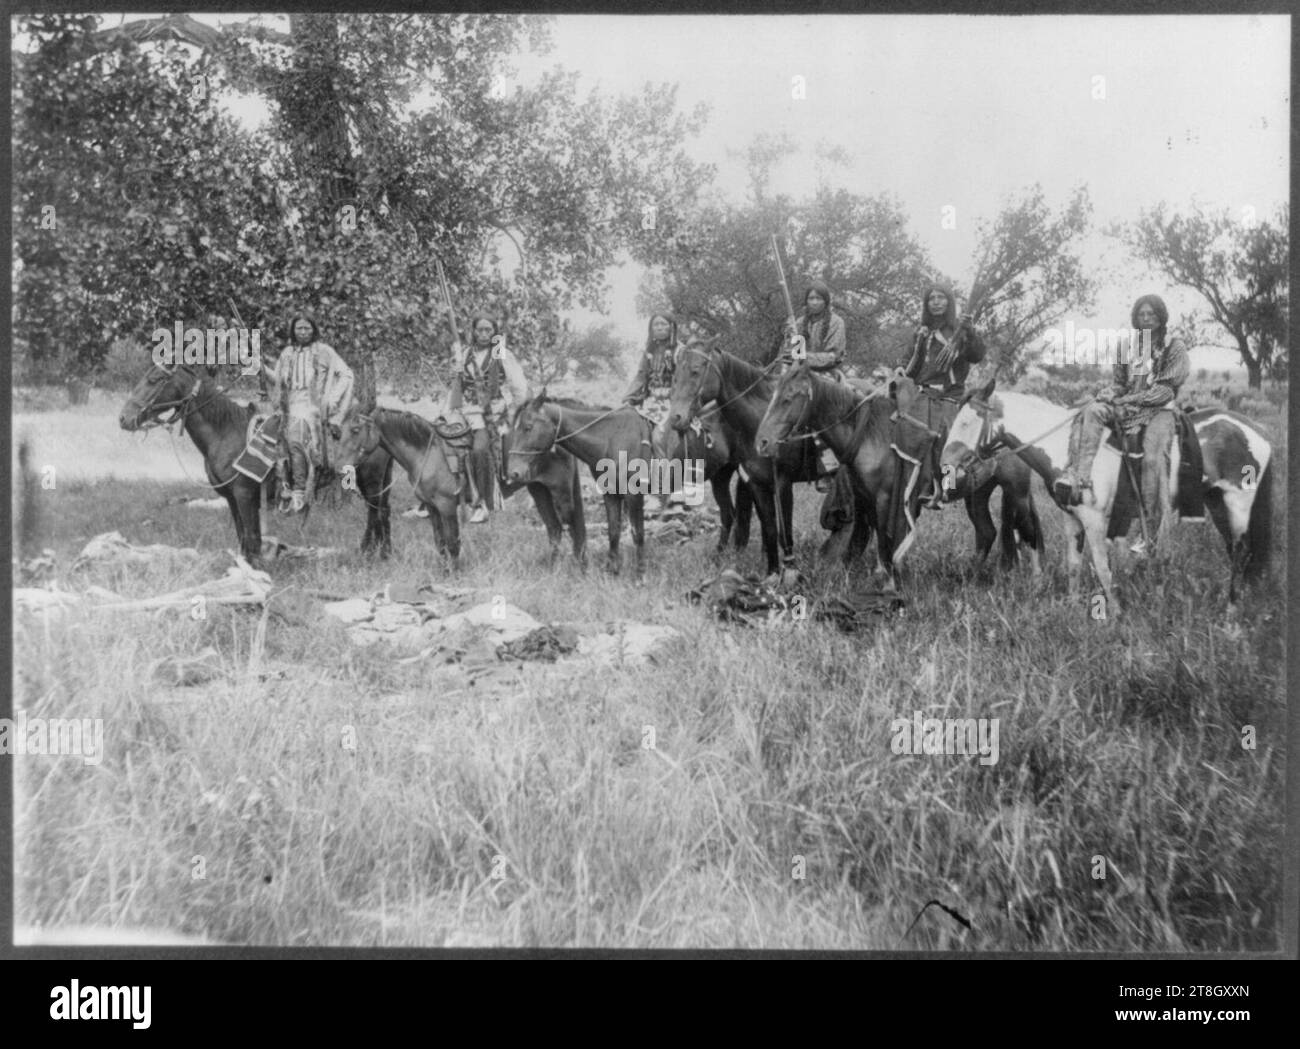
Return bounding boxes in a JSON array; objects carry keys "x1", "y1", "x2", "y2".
[{"x1": 8, "y1": 8, "x2": 1291, "y2": 963}]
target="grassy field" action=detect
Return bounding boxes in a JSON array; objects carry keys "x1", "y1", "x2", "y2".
[{"x1": 12, "y1": 392, "x2": 1288, "y2": 950}]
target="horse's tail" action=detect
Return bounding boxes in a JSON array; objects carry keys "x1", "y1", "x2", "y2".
[{"x1": 1244, "y1": 452, "x2": 1274, "y2": 582}]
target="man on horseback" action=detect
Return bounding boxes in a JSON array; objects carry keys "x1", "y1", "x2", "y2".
[
  {"x1": 781, "y1": 280, "x2": 848, "y2": 491},
  {"x1": 1053, "y1": 294, "x2": 1191, "y2": 553},
  {"x1": 899, "y1": 283, "x2": 987, "y2": 509},
  {"x1": 271, "y1": 314, "x2": 355, "y2": 514},
  {"x1": 448, "y1": 315, "x2": 529, "y2": 524}
]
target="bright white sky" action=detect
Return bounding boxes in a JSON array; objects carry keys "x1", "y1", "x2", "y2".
[{"x1": 132, "y1": 14, "x2": 1294, "y2": 371}]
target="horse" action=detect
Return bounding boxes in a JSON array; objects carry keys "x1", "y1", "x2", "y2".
[
  {"x1": 942, "y1": 381, "x2": 1275, "y2": 606},
  {"x1": 666, "y1": 340, "x2": 827, "y2": 578},
  {"x1": 754, "y1": 363, "x2": 947, "y2": 589},
  {"x1": 507, "y1": 394, "x2": 653, "y2": 578},
  {"x1": 119, "y1": 359, "x2": 394, "y2": 569},
  {"x1": 333, "y1": 406, "x2": 586, "y2": 569},
  {"x1": 661, "y1": 405, "x2": 755, "y2": 555}
]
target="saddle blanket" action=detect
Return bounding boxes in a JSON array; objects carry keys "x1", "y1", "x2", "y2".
[{"x1": 232, "y1": 413, "x2": 282, "y2": 483}]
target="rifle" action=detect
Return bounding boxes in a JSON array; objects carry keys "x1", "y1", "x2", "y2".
[
  {"x1": 434, "y1": 256, "x2": 462, "y2": 357},
  {"x1": 770, "y1": 234, "x2": 802, "y2": 360},
  {"x1": 226, "y1": 297, "x2": 267, "y2": 398}
]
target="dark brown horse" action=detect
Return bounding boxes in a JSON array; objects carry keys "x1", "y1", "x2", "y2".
[
  {"x1": 667, "y1": 340, "x2": 829, "y2": 577},
  {"x1": 508, "y1": 394, "x2": 653, "y2": 577},
  {"x1": 335, "y1": 407, "x2": 587, "y2": 569},
  {"x1": 755, "y1": 365, "x2": 942, "y2": 589},
  {"x1": 119, "y1": 360, "x2": 395, "y2": 568}
]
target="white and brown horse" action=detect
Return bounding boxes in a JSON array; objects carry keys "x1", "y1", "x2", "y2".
[{"x1": 943, "y1": 381, "x2": 1274, "y2": 606}]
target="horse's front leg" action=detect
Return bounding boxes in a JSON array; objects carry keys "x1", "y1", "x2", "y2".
[
  {"x1": 528, "y1": 482, "x2": 564, "y2": 567},
  {"x1": 733, "y1": 475, "x2": 754, "y2": 550},
  {"x1": 775, "y1": 461, "x2": 795, "y2": 565},
  {"x1": 965, "y1": 479, "x2": 997, "y2": 565},
  {"x1": 1078, "y1": 505, "x2": 1118, "y2": 617},
  {"x1": 429, "y1": 495, "x2": 461, "y2": 571},
  {"x1": 242, "y1": 484, "x2": 264, "y2": 569},
  {"x1": 628, "y1": 493, "x2": 646, "y2": 581},
  {"x1": 712, "y1": 468, "x2": 735, "y2": 556},
  {"x1": 603, "y1": 493, "x2": 623, "y2": 575},
  {"x1": 747, "y1": 478, "x2": 780, "y2": 578}
]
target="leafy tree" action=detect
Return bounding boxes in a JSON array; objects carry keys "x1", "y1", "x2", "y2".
[
  {"x1": 13, "y1": 13, "x2": 714, "y2": 397},
  {"x1": 1112, "y1": 202, "x2": 1288, "y2": 388},
  {"x1": 639, "y1": 133, "x2": 932, "y2": 372},
  {"x1": 959, "y1": 185, "x2": 1097, "y2": 383}
]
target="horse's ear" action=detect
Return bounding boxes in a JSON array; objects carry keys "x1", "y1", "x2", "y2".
[
  {"x1": 980, "y1": 377, "x2": 997, "y2": 401},
  {"x1": 529, "y1": 388, "x2": 546, "y2": 408}
]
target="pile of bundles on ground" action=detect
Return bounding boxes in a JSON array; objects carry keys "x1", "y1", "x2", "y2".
[
  {"x1": 13, "y1": 531, "x2": 338, "y2": 622},
  {"x1": 14, "y1": 532, "x2": 271, "y2": 619},
  {"x1": 686, "y1": 569, "x2": 905, "y2": 631},
  {"x1": 584, "y1": 504, "x2": 720, "y2": 544},
  {"x1": 321, "y1": 581, "x2": 680, "y2": 688}
]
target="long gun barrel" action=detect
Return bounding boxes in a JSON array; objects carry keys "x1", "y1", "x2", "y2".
[
  {"x1": 770, "y1": 234, "x2": 797, "y2": 324},
  {"x1": 227, "y1": 297, "x2": 268, "y2": 398},
  {"x1": 434, "y1": 256, "x2": 461, "y2": 353}
]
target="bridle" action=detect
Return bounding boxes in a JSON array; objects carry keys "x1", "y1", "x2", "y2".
[
  {"x1": 131, "y1": 365, "x2": 243, "y2": 491},
  {"x1": 509, "y1": 400, "x2": 628, "y2": 458},
  {"x1": 348, "y1": 410, "x2": 421, "y2": 499},
  {"x1": 134, "y1": 365, "x2": 213, "y2": 430}
]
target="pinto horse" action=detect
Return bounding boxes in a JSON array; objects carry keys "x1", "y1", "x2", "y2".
[
  {"x1": 119, "y1": 360, "x2": 394, "y2": 568},
  {"x1": 667, "y1": 341, "x2": 826, "y2": 577},
  {"x1": 943, "y1": 382, "x2": 1275, "y2": 605},
  {"x1": 334, "y1": 407, "x2": 586, "y2": 569},
  {"x1": 508, "y1": 394, "x2": 653, "y2": 577}
]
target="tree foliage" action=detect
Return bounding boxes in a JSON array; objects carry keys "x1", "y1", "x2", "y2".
[
  {"x1": 639, "y1": 134, "x2": 932, "y2": 371},
  {"x1": 13, "y1": 13, "x2": 713, "y2": 394},
  {"x1": 961, "y1": 185, "x2": 1097, "y2": 382}
]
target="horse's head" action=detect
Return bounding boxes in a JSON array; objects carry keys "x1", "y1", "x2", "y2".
[
  {"x1": 755, "y1": 362, "x2": 813, "y2": 456},
  {"x1": 335, "y1": 407, "x2": 382, "y2": 468},
  {"x1": 667, "y1": 335, "x2": 722, "y2": 433},
  {"x1": 941, "y1": 378, "x2": 1003, "y2": 497},
  {"x1": 506, "y1": 391, "x2": 555, "y2": 484},
  {"x1": 119, "y1": 359, "x2": 213, "y2": 431}
]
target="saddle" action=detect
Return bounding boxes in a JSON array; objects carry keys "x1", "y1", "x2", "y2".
[{"x1": 433, "y1": 413, "x2": 473, "y2": 444}]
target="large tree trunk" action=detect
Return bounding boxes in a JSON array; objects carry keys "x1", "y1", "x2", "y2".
[{"x1": 1238, "y1": 334, "x2": 1262, "y2": 389}]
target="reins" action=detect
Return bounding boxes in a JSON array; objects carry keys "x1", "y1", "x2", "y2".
[
  {"x1": 679, "y1": 345, "x2": 783, "y2": 420},
  {"x1": 511, "y1": 400, "x2": 630, "y2": 457},
  {"x1": 136, "y1": 372, "x2": 244, "y2": 491},
  {"x1": 961, "y1": 399, "x2": 1078, "y2": 468}
]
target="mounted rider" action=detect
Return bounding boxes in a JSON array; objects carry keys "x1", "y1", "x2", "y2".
[
  {"x1": 447, "y1": 315, "x2": 529, "y2": 525},
  {"x1": 270, "y1": 314, "x2": 355, "y2": 514},
  {"x1": 623, "y1": 313, "x2": 685, "y2": 455},
  {"x1": 1053, "y1": 294, "x2": 1191, "y2": 551},
  {"x1": 781, "y1": 280, "x2": 848, "y2": 490},
  {"x1": 899, "y1": 283, "x2": 987, "y2": 508}
]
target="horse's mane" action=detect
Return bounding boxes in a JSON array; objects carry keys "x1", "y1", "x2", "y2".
[
  {"x1": 542, "y1": 395, "x2": 614, "y2": 411},
  {"x1": 197, "y1": 378, "x2": 255, "y2": 429},
  {"x1": 800, "y1": 369, "x2": 888, "y2": 437},
  {"x1": 713, "y1": 348, "x2": 769, "y2": 391},
  {"x1": 375, "y1": 407, "x2": 433, "y2": 444}
]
